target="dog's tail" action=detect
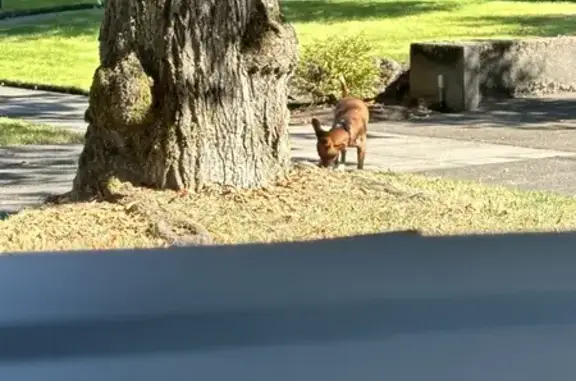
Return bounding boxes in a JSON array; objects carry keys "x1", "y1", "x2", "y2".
[{"x1": 338, "y1": 74, "x2": 349, "y2": 98}]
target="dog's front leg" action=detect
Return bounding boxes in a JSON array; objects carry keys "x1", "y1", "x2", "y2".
[
  {"x1": 357, "y1": 143, "x2": 366, "y2": 170},
  {"x1": 333, "y1": 154, "x2": 340, "y2": 169},
  {"x1": 340, "y1": 149, "x2": 347, "y2": 166}
]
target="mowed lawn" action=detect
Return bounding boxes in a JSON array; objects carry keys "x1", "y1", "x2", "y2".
[{"x1": 1, "y1": 0, "x2": 576, "y2": 91}]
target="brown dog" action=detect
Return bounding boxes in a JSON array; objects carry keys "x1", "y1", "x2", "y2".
[{"x1": 311, "y1": 75, "x2": 369, "y2": 169}]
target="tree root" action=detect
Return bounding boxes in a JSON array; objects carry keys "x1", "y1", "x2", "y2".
[
  {"x1": 42, "y1": 178, "x2": 213, "y2": 247},
  {"x1": 153, "y1": 219, "x2": 213, "y2": 247},
  {"x1": 44, "y1": 192, "x2": 74, "y2": 205},
  {"x1": 124, "y1": 201, "x2": 213, "y2": 247}
]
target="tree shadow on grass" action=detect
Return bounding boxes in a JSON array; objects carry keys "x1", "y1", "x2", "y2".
[
  {"x1": 459, "y1": 14, "x2": 576, "y2": 37},
  {"x1": 1, "y1": 0, "x2": 94, "y2": 11},
  {"x1": 281, "y1": 0, "x2": 455, "y2": 23},
  {"x1": 0, "y1": 8, "x2": 101, "y2": 39},
  {"x1": 503, "y1": 0, "x2": 576, "y2": 2}
]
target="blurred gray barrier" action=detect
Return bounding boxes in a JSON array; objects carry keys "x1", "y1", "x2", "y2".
[{"x1": 1, "y1": 231, "x2": 576, "y2": 380}]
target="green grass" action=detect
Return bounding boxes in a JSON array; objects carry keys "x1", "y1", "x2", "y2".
[
  {"x1": 0, "y1": 0, "x2": 97, "y2": 11},
  {"x1": 0, "y1": 117, "x2": 84, "y2": 146},
  {"x1": 0, "y1": 0, "x2": 576, "y2": 90}
]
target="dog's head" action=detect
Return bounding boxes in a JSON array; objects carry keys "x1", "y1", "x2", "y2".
[{"x1": 311, "y1": 118, "x2": 340, "y2": 168}]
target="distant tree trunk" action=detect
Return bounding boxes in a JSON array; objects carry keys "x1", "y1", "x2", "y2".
[{"x1": 73, "y1": 0, "x2": 298, "y2": 199}]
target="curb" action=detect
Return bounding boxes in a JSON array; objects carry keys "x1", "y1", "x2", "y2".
[
  {"x1": 0, "y1": 3, "x2": 103, "y2": 21},
  {"x1": 0, "y1": 80, "x2": 89, "y2": 96}
]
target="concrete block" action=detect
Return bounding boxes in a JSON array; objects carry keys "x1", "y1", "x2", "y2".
[
  {"x1": 410, "y1": 36, "x2": 576, "y2": 112},
  {"x1": 410, "y1": 42, "x2": 477, "y2": 112}
]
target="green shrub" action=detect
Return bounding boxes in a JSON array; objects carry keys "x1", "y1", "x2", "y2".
[{"x1": 293, "y1": 33, "x2": 380, "y2": 103}]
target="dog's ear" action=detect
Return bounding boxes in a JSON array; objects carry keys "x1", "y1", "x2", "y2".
[{"x1": 311, "y1": 118, "x2": 326, "y2": 139}]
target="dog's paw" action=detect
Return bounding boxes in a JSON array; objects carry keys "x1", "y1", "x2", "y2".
[{"x1": 334, "y1": 164, "x2": 346, "y2": 171}]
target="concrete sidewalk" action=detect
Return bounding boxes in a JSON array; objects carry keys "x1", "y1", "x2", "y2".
[
  {"x1": 0, "y1": 86, "x2": 87, "y2": 133},
  {"x1": 0, "y1": 144, "x2": 81, "y2": 212},
  {"x1": 3, "y1": 85, "x2": 574, "y2": 171},
  {"x1": 2, "y1": 86, "x2": 576, "y2": 212}
]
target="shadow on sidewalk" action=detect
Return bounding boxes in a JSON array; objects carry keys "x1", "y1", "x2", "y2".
[
  {"x1": 0, "y1": 144, "x2": 82, "y2": 213},
  {"x1": 294, "y1": 96, "x2": 576, "y2": 131},
  {"x1": 0, "y1": 91, "x2": 88, "y2": 125},
  {"x1": 408, "y1": 96, "x2": 576, "y2": 130}
]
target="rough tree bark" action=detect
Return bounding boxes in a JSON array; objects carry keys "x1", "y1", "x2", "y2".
[{"x1": 73, "y1": 0, "x2": 298, "y2": 199}]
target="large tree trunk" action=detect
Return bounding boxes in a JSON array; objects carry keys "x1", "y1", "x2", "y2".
[{"x1": 73, "y1": 0, "x2": 298, "y2": 199}]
